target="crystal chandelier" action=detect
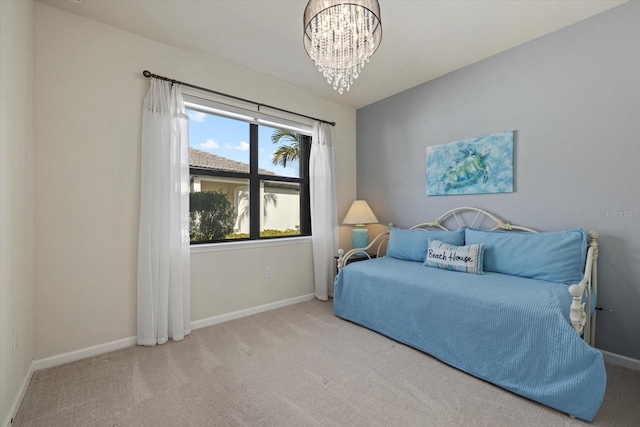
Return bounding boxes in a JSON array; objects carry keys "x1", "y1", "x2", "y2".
[{"x1": 303, "y1": 0, "x2": 382, "y2": 94}]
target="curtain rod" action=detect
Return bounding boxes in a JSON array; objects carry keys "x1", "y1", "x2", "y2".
[{"x1": 142, "y1": 70, "x2": 336, "y2": 127}]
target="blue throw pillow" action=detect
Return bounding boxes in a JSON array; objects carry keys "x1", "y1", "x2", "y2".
[
  {"x1": 464, "y1": 227, "x2": 587, "y2": 284},
  {"x1": 424, "y1": 238, "x2": 485, "y2": 274},
  {"x1": 387, "y1": 227, "x2": 465, "y2": 262}
]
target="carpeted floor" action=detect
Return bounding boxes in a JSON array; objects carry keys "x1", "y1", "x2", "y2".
[{"x1": 14, "y1": 299, "x2": 640, "y2": 426}]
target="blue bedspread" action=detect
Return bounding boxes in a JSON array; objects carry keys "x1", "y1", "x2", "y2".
[{"x1": 333, "y1": 257, "x2": 606, "y2": 421}]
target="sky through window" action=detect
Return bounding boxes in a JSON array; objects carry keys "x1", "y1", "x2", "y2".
[{"x1": 187, "y1": 109, "x2": 300, "y2": 177}]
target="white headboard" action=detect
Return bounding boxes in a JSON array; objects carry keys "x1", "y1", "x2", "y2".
[{"x1": 411, "y1": 206, "x2": 536, "y2": 233}]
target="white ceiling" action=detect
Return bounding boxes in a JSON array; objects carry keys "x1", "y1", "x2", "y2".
[{"x1": 41, "y1": 0, "x2": 626, "y2": 110}]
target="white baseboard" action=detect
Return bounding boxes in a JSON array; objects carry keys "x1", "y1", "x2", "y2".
[
  {"x1": 3, "y1": 362, "x2": 34, "y2": 427},
  {"x1": 190, "y1": 293, "x2": 316, "y2": 330},
  {"x1": 600, "y1": 350, "x2": 640, "y2": 371},
  {"x1": 33, "y1": 335, "x2": 138, "y2": 371},
  {"x1": 32, "y1": 293, "x2": 317, "y2": 372}
]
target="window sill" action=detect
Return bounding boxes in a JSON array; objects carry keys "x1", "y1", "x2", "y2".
[{"x1": 190, "y1": 236, "x2": 313, "y2": 254}]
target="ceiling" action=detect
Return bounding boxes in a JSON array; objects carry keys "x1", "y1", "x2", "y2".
[{"x1": 41, "y1": 0, "x2": 626, "y2": 110}]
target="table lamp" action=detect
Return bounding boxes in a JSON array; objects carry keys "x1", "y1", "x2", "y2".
[{"x1": 343, "y1": 200, "x2": 379, "y2": 254}]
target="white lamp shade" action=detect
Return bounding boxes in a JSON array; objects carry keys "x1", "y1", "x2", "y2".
[{"x1": 343, "y1": 200, "x2": 379, "y2": 225}]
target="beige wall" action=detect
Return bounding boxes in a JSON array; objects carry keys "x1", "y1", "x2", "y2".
[
  {"x1": 33, "y1": 2, "x2": 356, "y2": 360},
  {"x1": 191, "y1": 241, "x2": 314, "y2": 323},
  {"x1": 1, "y1": 0, "x2": 35, "y2": 423}
]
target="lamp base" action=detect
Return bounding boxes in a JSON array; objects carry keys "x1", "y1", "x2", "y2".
[{"x1": 351, "y1": 224, "x2": 369, "y2": 256}]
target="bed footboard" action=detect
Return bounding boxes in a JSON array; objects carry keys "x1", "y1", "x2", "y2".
[{"x1": 569, "y1": 231, "x2": 599, "y2": 346}]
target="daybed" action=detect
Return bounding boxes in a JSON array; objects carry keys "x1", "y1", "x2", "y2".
[{"x1": 334, "y1": 207, "x2": 605, "y2": 422}]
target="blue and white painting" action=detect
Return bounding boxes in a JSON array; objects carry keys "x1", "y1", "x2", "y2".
[{"x1": 426, "y1": 131, "x2": 514, "y2": 196}]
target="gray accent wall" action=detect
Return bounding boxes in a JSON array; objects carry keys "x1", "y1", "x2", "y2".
[{"x1": 356, "y1": 2, "x2": 640, "y2": 360}]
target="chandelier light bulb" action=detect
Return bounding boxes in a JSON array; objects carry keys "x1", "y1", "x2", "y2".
[{"x1": 304, "y1": 0, "x2": 382, "y2": 94}]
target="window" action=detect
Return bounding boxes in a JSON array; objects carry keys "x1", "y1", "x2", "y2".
[{"x1": 186, "y1": 99, "x2": 311, "y2": 244}]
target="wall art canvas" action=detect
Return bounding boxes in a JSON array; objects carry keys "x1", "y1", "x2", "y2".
[{"x1": 426, "y1": 130, "x2": 514, "y2": 196}]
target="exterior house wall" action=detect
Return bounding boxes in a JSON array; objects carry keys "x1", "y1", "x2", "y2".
[
  {"x1": 261, "y1": 187, "x2": 300, "y2": 232},
  {"x1": 199, "y1": 179, "x2": 240, "y2": 195},
  {"x1": 192, "y1": 177, "x2": 301, "y2": 234}
]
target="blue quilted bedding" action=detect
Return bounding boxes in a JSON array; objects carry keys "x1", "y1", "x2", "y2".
[{"x1": 333, "y1": 256, "x2": 606, "y2": 421}]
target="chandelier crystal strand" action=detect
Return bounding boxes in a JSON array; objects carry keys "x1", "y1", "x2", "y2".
[{"x1": 304, "y1": 0, "x2": 382, "y2": 94}]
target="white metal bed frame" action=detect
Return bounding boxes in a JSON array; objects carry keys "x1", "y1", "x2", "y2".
[{"x1": 336, "y1": 207, "x2": 599, "y2": 347}]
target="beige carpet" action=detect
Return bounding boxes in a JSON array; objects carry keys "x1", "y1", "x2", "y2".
[{"x1": 14, "y1": 299, "x2": 640, "y2": 426}]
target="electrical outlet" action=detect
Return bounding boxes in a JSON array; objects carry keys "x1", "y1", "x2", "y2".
[
  {"x1": 13, "y1": 329, "x2": 18, "y2": 352},
  {"x1": 265, "y1": 267, "x2": 272, "y2": 279}
]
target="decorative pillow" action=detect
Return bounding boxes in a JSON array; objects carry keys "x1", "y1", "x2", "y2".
[
  {"x1": 464, "y1": 227, "x2": 587, "y2": 284},
  {"x1": 387, "y1": 227, "x2": 465, "y2": 262},
  {"x1": 424, "y1": 238, "x2": 485, "y2": 274}
]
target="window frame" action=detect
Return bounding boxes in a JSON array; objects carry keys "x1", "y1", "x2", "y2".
[{"x1": 185, "y1": 96, "x2": 312, "y2": 245}]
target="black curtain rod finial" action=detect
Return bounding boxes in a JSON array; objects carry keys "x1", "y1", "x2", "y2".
[{"x1": 142, "y1": 70, "x2": 152, "y2": 78}]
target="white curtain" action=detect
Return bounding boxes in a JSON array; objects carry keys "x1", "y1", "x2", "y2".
[
  {"x1": 310, "y1": 122, "x2": 338, "y2": 300},
  {"x1": 137, "y1": 79, "x2": 191, "y2": 346}
]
